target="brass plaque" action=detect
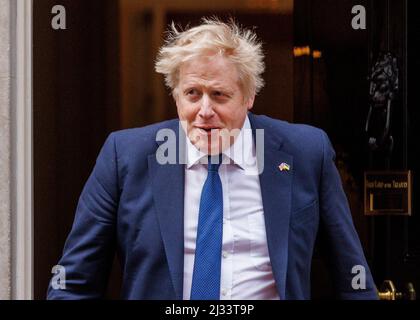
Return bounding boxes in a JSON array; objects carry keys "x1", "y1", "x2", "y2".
[{"x1": 364, "y1": 171, "x2": 412, "y2": 216}]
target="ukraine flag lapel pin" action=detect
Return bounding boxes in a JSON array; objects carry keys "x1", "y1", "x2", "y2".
[{"x1": 278, "y1": 162, "x2": 290, "y2": 172}]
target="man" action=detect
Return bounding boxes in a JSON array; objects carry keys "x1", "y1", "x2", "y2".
[{"x1": 47, "y1": 18, "x2": 378, "y2": 299}]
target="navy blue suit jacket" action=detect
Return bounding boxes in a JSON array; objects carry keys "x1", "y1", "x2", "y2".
[{"x1": 47, "y1": 113, "x2": 378, "y2": 299}]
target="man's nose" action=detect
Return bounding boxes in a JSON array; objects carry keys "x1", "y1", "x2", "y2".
[{"x1": 198, "y1": 94, "x2": 215, "y2": 118}]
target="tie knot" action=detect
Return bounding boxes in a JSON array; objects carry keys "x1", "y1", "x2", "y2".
[{"x1": 207, "y1": 154, "x2": 222, "y2": 172}]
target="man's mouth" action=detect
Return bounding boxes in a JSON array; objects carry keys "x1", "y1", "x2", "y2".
[{"x1": 196, "y1": 126, "x2": 221, "y2": 134}]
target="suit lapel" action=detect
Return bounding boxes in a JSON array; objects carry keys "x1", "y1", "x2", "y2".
[
  {"x1": 249, "y1": 113, "x2": 293, "y2": 299},
  {"x1": 148, "y1": 121, "x2": 185, "y2": 300}
]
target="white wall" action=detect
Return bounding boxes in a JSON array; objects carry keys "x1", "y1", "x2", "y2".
[
  {"x1": 0, "y1": 0, "x2": 33, "y2": 300},
  {"x1": 0, "y1": 0, "x2": 12, "y2": 300}
]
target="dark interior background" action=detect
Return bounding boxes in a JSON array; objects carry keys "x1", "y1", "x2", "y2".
[
  {"x1": 34, "y1": 0, "x2": 419, "y2": 299},
  {"x1": 33, "y1": 0, "x2": 121, "y2": 299}
]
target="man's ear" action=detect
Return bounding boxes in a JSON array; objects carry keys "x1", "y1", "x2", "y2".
[{"x1": 246, "y1": 95, "x2": 255, "y2": 110}]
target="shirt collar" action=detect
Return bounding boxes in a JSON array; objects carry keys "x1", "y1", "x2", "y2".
[{"x1": 185, "y1": 115, "x2": 254, "y2": 170}]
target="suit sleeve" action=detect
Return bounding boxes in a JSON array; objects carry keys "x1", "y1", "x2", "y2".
[
  {"x1": 318, "y1": 130, "x2": 378, "y2": 299},
  {"x1": 47, "y1": 133, "x2": 119, "y2": 299}
]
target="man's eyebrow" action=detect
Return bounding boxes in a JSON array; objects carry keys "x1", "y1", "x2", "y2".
[
  {"x1": 183, "y1": 84, "x2": 232, "y2": 91},
  {"x1": 212, "y1": 86, "x2": 233, "y2": 91},
  {"x1": 211, "y1": 87, "x2": 235, "y2": 95},
  {"x1": 181, "y1": 80, "x2": 235, "y2": 92}
]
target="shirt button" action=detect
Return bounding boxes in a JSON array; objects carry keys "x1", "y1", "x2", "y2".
[
  {"x1": 221, "y1": 288, "x2": 227, "y2": 296},
  {"x1": 222, "y1": 251, "x2": 228, "y2": 258}
]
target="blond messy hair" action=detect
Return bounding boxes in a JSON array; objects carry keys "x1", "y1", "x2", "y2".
[{"x1": 155, "y1": 17, "x2": 265, "y2": 100}]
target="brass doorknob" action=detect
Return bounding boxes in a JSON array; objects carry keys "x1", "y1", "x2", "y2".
[
  {"x1": 377, "y1": 280, "x2": 416, "y2": 300},
  {"x1": 378, "y1": 280, "x2": 399, "y2": 300}
]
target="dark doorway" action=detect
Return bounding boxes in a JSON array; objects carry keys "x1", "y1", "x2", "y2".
[
  {"x1": 33, "y1": 0, "x2": 121, "y2": 299},
  {"x1": 294, "y1": 0, "x2": 419, "y2": 299}
]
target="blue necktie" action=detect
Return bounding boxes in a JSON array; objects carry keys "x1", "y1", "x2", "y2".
[{"x1": 190, "y1": 155, "x2": 223, "y2": 300}]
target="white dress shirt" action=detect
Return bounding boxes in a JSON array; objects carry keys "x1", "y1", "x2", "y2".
[{"x1": 183, "y1": 116, "x2": 280, "y2": 300}]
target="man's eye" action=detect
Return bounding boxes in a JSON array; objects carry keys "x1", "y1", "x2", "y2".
[
  {"x1": 213, "y1": 91, "x2": 230, "y2": 100},
  {"x1": 186, "y1": 89, "x2": 199, "y2": 96}
]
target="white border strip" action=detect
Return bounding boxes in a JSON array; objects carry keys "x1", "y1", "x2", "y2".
[{"x1": 11, "y1": 0, "x2": 33, "y2": 300}]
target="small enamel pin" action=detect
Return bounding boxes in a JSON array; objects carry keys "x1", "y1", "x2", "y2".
[{"x1": 278, "y1": 162, "x2": 290, "y2": 171}]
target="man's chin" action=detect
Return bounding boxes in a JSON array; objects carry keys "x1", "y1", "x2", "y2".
[
  {"x1": 194, "y1": 143, "x2": 221, "y2": 155},
  {"x1": 189, "y1": 134, "x2": 217, "y2": 154}
]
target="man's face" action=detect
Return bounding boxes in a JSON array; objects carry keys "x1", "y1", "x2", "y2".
[{"x1": 175, "y1": 54, "x2": 254, "y2": 155}]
